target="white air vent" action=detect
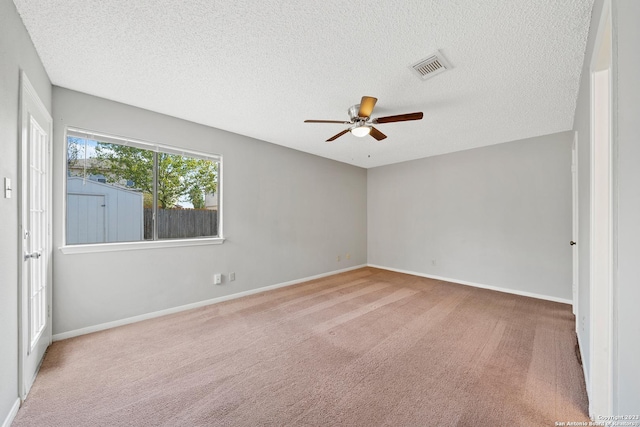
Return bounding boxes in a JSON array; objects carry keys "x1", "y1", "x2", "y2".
[{"x1": 410, "y1": 51, "x2": 451, "y2": 80}]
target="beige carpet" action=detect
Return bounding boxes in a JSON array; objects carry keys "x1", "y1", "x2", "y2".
[{"x1": 13, "y1": 267, "x2": 589, "y2": 426}]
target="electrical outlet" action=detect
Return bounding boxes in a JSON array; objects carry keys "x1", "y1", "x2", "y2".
[
  {"x1": 431, "y1": 259, "x2": 437, "y2": 266},
  {"x1": 337, "y1": 255, "x2": 341, "y2": 262},
  {"x1": 213, "y1": 273, "x2": 222, "y2": 285},
  {"x1": 229, "y1": 272, "x2": 236, "y2": 282},
  {"x1": 346, "y1": 253, "x2": 351, "y2": 260}
]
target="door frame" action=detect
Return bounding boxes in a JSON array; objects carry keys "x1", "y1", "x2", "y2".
[
  {"x1": 588, "y1": 0, "x2": 614, "y2": 418},
  {"x1": 18, "y1": 70, "x2": 53, "y2": 400},
  {"x1": 571, "y1": 131, "x2": 579, "y2": 318}
]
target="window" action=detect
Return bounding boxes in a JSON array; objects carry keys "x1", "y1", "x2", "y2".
[{"x1": 65, "y1": 128, "x2": 221, "y2": 246}]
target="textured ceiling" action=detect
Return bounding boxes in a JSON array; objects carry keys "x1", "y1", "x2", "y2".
[{"x1": 13, "y1": 0, "x2": 594, "y2": 168}]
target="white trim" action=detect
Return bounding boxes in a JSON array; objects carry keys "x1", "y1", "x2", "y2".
[
  {"x1": 60, "y1": 237, "x2": 225, "y2": 254},
  {"x1": 52, "y1": 264, "x2": 367, "y2": 341},
  {"x1": 588, "y1": 0, "x2": 614, "y2": 417},
  {"x1": 20, "y1": 75, "x2": 51, "y2": 124},
  {"x1": 66, "y1": 127, "x2": 221, "y2": 162},
  {"x1": 572, "y1": 131, "x2": 579, "y2": 317},
  {"x1": 217, "y1": 158, "x2": 224, "y2": 239},
  {"x1": 368, "y1": 264, "x2": 572, "y2": 304},
  {"x1": 1, "y1": 399, "x2": 20, "y2": 427}
]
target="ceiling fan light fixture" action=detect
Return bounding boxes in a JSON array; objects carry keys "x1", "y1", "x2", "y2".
[{"x1": 351, "y1": 125, "x2": 371, "y2": 137}]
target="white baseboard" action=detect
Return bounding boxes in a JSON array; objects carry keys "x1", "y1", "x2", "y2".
[
  {"x1": 2, "y1": 398, "x2": 20, "y2": 427},
  {"x1": 367, "y1": 264, "x2": 573, "y2": 305},
  {"x1": 53, "y1": 264, "x2": 367, "y2": 341}
]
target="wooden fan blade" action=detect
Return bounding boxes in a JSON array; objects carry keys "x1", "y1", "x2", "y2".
[
  {"x1": 358, "y1": 96, "x2": 378, "y2": 118},
  {"x1": 374, "y1": 112, "x2": 423, "y2": 124},
  {"x1": 305, "y1": 119, "x2": 349, "y2": 124},
  {"x1": 326, "y1": 129, "x2": 349, "y2": 142},
  {"x1": 369, "y1": 127, "x2": 387, "y2": 141}
]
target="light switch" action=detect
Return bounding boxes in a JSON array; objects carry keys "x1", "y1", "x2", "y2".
[{"x1": 4, "y1": 178, "x2": 11, "y2": 199}]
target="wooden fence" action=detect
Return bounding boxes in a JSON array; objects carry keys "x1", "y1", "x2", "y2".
[{"x1": 144, "y1": 208, "x2": 218, "y2": 239}]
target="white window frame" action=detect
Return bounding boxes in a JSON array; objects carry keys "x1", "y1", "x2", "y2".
[{"x1": 60, "y1": 127, "x2": 224, "y2": 254}]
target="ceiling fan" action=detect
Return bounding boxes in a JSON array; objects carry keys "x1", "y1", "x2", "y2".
[{"x1": 304, "y1": 96, "x2": 423, "y2": 142}]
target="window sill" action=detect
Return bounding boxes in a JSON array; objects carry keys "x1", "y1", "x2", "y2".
[{"x1": 59, "y1": 237, "x2": 225, "y2": 254}]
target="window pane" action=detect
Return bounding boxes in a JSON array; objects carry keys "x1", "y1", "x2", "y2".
[
  {"x1": 66, "y1": 136, "x2": 152, "y2": 244},
  {"x1": 156, "y1": 153, "x2": 219, "y2": 239},
  {"x1": 66, "y1": 129, "x2": 221, "y2": 245}
]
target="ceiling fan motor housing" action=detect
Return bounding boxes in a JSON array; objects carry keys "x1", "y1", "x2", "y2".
[{"x1": 349, "y1": 118, "x2": 368, "y2": 127}]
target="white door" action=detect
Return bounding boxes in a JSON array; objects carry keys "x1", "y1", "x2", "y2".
[{"x1": 19, "y1": 72, "x2": 53, "y2": 399}]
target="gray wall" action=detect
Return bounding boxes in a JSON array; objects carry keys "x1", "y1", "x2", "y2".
[
  {"x1": 368, "y1": 132, "x2": 573, "y2": 301},
  {"x1": 613, "y1": 0, "x2": 640, "y2": 414},
  {"x1": 52, "y1": 87, "x2": 367, "y2": 335},
  {"x1": 0, "y1": 0, "x2": 52, "y2": 422}
]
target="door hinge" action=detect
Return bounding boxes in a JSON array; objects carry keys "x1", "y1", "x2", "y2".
[{"x1": 48, "y1": 305, "x2": 51, "y2": 318}]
